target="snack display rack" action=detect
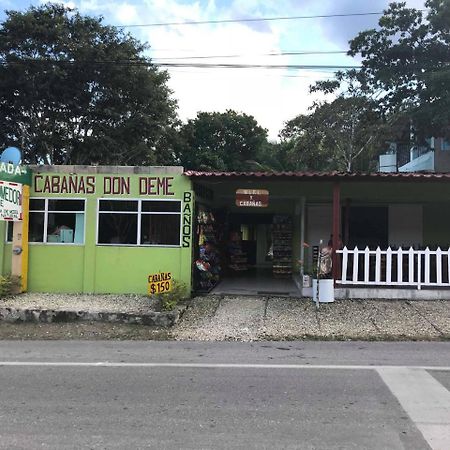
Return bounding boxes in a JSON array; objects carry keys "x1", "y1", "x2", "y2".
[
  {"x1": 195, "y1": 208, "x2": 221, "y2": 292},
  {"x1": 272, "y1": 215, "x2": 293, "y2": 278}
]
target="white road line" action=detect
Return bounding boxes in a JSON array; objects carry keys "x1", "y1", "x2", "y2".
[
  {"x1": 0, "y1": 362, "x2": 449, "y2": 370},
  {"x1": 377, "y1": 368, "x2": 450, "y2": 450}
]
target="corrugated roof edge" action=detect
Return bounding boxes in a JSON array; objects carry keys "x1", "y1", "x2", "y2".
[{"x1": 184, "y1": 170, "x2": 450, "y2": 181}]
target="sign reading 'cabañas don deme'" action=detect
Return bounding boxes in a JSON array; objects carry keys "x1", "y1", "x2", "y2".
[{"x1": 0, "y1": 181, "x2": 22, "y2": 221}]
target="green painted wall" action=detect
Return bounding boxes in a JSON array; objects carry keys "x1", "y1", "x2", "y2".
[{"x1": 7, "y1": 166, "x2": 194, "y2": 295}]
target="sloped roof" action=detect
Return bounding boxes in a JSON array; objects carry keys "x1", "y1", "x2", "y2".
[{"x1": 184, "y1": 170, "x2": 450, "y2": 181}]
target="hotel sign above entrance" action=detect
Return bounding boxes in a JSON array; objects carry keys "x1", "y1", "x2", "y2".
[{"x1": 235, "y1": 189, "x2": 269, "y2": 208}]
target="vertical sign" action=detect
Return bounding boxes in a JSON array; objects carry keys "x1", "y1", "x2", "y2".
[{"x1": 0, "y1": 181, "x2": 22, "y2": 221}]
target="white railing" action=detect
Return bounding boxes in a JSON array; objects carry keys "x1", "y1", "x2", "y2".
[{"x1": 336, "y1": 247, "x2": 450, "y2": 289}]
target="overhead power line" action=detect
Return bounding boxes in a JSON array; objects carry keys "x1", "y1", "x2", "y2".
[
  {"x1": 116, "y1": 11, "x2": 419, "y2": 28},
  {"x1": 152, "y1": 51, "x2": 348, "y2": 60},
  {"x1": 0, "y1": 59, "x2": 360, "y2": 70}
]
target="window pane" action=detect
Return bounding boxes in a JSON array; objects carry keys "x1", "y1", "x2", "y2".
[
  {"x1": 142, "y1": 201, "x2": 181, "y2": 213},
  {"x1": 141, "y1": 214, "x2": 180, "y2": 245},
  {"x1": 99, "y1": 200, "x2": 138, "y2": 212},
  {"x1": 47, "y1": 212, "x2": 84, "y2": 243},
  {"x1": 29, "y1": 212, "x2": 44, "y2": 242},
  {"x1": 6, "y1": 221, "x2": 13, "y2": 242},
  {"x1": 47, "y1": 199, "x2": 85, "y2": 211},
  {"x1": 30, "y1": 199, "x2": 45, "y2": 211},
  {"x1": 98, "y1": 213, "x2": 137, "y2": 244}
]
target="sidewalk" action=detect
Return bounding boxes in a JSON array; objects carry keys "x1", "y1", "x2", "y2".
[{"x1": 173, "y1": 296, "x2": 450, "y2": 341}]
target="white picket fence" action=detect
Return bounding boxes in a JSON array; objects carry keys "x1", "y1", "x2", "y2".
[{"x1": 336, "y1": 247, "x2": 450, "y2": 289}]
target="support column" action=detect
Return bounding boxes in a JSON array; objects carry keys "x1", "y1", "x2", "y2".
[
  {"x1": 332, "y1": 182, "x2": 341, "y2": 282},
  {"x1": 11, "y1": 185, "x2": 29, "y2": 292},
  {"x1": 299, "y1": 196, "x2": 306, "y2": 279}
]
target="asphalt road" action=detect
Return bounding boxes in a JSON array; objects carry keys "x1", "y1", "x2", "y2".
[{"x1": 0, "y1": 341, "x2": 449, "y2": 450}]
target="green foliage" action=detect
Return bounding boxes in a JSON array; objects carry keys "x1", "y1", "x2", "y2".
[
  {"x1": 158, "y1": 280, "x2": 188, "y2": 311},
  {"x1": 0, "y1": 275, "x2": 21, "y2": 297},
  {"x1": 315, "y1": 1, "x2": 450, "y2": 140},
  {"x1": 176, "y1": 110, "x2": 269, "y2": 171},
  {"x1": 280, "y1": 97, "x2": 386, "y2": 172},
  {"x1": 0, "y1": 4, "x2": 177, "y2": 165}
]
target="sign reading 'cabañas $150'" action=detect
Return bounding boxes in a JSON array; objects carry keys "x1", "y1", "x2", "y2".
[{"x1": 148, "y1": 272, "x2": 172, "y2": 295}]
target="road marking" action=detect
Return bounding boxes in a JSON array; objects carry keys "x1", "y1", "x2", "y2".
[
  {"x1": 0, "y1": 362, "x2": 450, "y2": 371},
  {"x1": 377, "y1": 368, "x2": 450, "y2": 450}
]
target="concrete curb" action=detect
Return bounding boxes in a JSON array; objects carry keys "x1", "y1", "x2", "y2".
[{"x1": 0, "y1": 305, "x2": 188, "y2": 328}]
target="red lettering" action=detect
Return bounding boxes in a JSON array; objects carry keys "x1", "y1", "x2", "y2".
[
  {"x1": 166, "y1": 177, "x2": 174, "y2": 195},
  {"x1": 86, "y1": 176, "x2": 95, "y2": 194},
  {"x1": 104, "y1": 177, "x2": 111, "y2": 194},
  {"x1": 78, "y1": 177, "x2": 85, "y2": 193},
  {"x1": 139, "y1": 177, "x2": 147, "y2": 195},
  {"x1": 69, "y1": 176, "x2": 77, "y2": 194},
  {"x1": 148, "y1": 177, "x2": 157, "y2": 195},
  {"x1": 60, "y1": 177, "x2": 68, "y2": 194},
  {"x1": 34, "y1": 175, "x2": 43, "y2": 193}
]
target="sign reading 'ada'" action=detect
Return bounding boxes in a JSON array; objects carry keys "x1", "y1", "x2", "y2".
[
  {"x1": 0, "y1": 181, "x2": 22, "y2": 221},
  {"x1": 236, "y1": 189, "x2": 269, "y2": 207}
]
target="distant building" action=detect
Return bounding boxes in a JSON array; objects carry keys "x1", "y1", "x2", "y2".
[{"x1": 379, "y1": 138, "x2": 450, "y2": 173}]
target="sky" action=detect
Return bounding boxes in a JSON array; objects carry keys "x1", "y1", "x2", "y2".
[{"x1": 0, "y1": 0, "x2": 426, "y2": 140}]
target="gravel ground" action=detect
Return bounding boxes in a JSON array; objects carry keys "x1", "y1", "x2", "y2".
[
  {"x1": 1, "y1": 292, "x2": 159, "y2": 314},
  {"x1": 1, "y1": 293, "x2": 449, "y2": 341},
  {"x1": 173, "y1": 296, "x2": 450, "y2": 341}
]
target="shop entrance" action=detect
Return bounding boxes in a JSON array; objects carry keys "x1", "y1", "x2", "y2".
[{"x1": 194, "y1": 206, "x2": 300, "y2": 296}]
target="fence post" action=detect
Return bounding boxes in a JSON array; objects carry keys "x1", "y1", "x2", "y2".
[
  {"x1": 417, "y1": 250, "x2": 422, "y2": 290},
  {"x1": 397, "y1": 247, "x2": 403, "y2": 284},
  {"x1": 386, "y1": 247, "x2": 392, "y2": 284},
  {"x1": 375, "y1": 247, "x2": 381, "y2": 283},
  {"x1": 436, "y1": 247, "x2": 442, "y2": 285},
  {"x1": 341, "y1": 247, "x2": 348, "y2": 283},
  {"x1": 352, "y1": 246, "x2": 359, "y2": 283},
  {"x1": 364, "y1": 247, "x2": 370, "y2": 284},
  {"x1": 424, "y1": 247, "x2": 431, "y2": 285},
  {"x1": 408, "y1": 247, "x2": 414, "y2": 284}
]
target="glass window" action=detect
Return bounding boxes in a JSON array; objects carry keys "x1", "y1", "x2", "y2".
[
  {"x1": 142, "y1": 201, "x2": 181, "y2": 213},
  {"x1": 98, "y1": 213, "x2": 138, "y2": 245},
  {"x1": 97, "y1": 199, "x2": 181, "y2": 246},
  {"x1": 141, "y1": 215, "x2": 180, "y2": 245},
  {"x1": 28, "y1": 198, "x2": 85, "y2": 244},
  {"x1": 99, "y1": 200, "x2": 138, "y2": 212},
  {"x1": 6, "y1": 221, "x2": 13, "y2": 242},
  {"x1": 29, "y1": 212, "x2": 45, "y2": 242}
]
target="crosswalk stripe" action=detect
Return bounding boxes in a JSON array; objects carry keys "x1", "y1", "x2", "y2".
[{"x1": 377, "y1": 368, "x2": 450, "y2": 450}]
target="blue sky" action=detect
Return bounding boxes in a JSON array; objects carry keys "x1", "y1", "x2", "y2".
[{"x1": 0, "y1": 0, "x2": 425, "y2": 139}]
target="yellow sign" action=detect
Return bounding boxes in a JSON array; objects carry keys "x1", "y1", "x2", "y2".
[{"x1": 148, "y1": 272, "x2": 172, "y2": 295}]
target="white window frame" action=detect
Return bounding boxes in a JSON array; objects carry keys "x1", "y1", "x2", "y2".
[
  {"x1": 28, "y1": 197, "x2": 86, "y2": 246},
  {"x1": 96, "y1": 198, "x2": 182, "y2": 248}
]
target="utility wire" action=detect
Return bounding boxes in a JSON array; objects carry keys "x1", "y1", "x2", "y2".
[
  {"x1": 152, "y1": 51, "x2": 348, "y2": 60},
  {"x1": 0, "y1": 59, "x2": 360, "y2": 70},
  {"x1": 115, "y1": 11, "x2": 417, "y2": 27}
]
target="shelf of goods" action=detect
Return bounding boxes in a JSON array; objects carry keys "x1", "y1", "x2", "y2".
[
  {"x1": 196, "y1": 210, "x2": 221, "y2": 293},
  {"x1": 272, "y1": 218, "x2": 293, "y2": 279}
]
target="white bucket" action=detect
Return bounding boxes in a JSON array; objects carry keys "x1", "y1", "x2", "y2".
[{"x1": 312, "y1": 279, "x2": 335, "y2": 303}]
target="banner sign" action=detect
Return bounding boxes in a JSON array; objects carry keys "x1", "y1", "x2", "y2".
[
  {"x1": 236, "y1": 189, "x2": 269, "y2": 208},
  {"x1": 0, "y1": 181, "x2": 22, "y2": 221},
  {"x1": 148, "y1": 272, "x2": 172, "y2": 295},
  {"x1": 0, "y1": 163, "x2": 31, "y2": 186}
]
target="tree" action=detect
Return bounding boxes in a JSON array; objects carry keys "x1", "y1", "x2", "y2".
[
  {"x1": 0, "y1": 4, "x2": 177, "y2": 165},
  {"x1": 176, "y1": 110, "x2": 269, "y2": 171},
  {"x1": 280, "y1": 97, "x2": 386, "y2": 172},
  {"x1": 318, "y1": 1, "x2": 450, "y2": 140}
]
